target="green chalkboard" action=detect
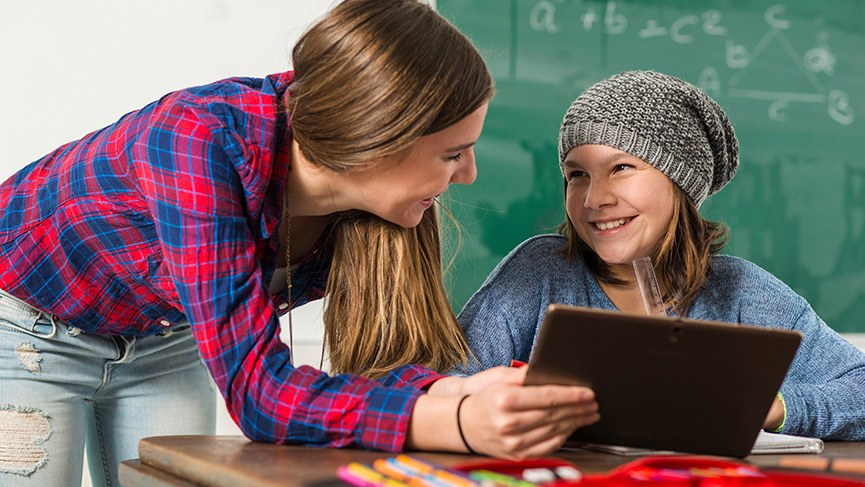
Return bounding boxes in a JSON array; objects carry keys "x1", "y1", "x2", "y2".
[{"x1": 437, "y1": 0, "x2": 865, "y2": 332}]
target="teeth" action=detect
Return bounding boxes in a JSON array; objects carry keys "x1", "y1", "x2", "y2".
[{"x1": 595, "y1": 218, "x2": 630, "y2": 231}]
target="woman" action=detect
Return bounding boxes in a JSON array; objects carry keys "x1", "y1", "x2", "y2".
[
  {"x1": 458, "y1": 70, "x2": 865, "y2": 441},
  {"x1": 0, "y1": 1, "x2": 599, "y2": 485}
]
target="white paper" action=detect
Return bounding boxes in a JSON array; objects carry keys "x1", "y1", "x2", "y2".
[
  {"x1": 750, "y1": 431, "x2": 824, "y2": 454},
  {"x1": 567, "y1": 431, "x2": 824, "y2": 456}
]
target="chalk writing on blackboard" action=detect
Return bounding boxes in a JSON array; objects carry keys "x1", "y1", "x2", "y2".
[{"x1": 526, "y1": 1, "x2": 854, "y2": 125}]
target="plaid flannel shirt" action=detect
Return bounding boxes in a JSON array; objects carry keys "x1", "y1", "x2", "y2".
[{"x1": 0, "y1": 71, "x2": 443, "y2": 451}]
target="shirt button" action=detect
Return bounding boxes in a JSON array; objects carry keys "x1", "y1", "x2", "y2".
[
  {"x1": 278, "y1": 303, "x2": 289, "y2": 310},
  {"x1": 160, "y1": 320, "x2": 171, "y2": 327}
]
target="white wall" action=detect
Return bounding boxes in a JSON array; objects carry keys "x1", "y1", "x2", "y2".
[
  {"x1": 0, "y1": 1, "x2": 337, "y2": 170},
  {"x1": 0, "y1": 2, "x2": 335, "y2": 485}
]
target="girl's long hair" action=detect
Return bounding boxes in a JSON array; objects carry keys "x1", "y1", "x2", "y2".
[
  {"x1": 287, "y1": 0, "x2": 493, "y2": 377},
  {"x1": 559, "y1": 183, "x2": 728, "y2": 315}
]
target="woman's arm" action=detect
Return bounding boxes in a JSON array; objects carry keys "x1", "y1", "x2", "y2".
[{"x1": 137, "y1": 102, "x2": 441, "y2": 452}]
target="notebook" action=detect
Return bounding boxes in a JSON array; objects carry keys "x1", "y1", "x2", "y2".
[
  {"x1": 572, "y1": 431, "x2": 824, "y2": 456},
  {"x1": 524, "y1": 305, "x2": 803, "y2": 458}
]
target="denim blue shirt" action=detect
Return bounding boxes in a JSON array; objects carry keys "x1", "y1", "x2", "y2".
[{"x1": 458, "y1": 234, "x2": 865, "y2": 440}]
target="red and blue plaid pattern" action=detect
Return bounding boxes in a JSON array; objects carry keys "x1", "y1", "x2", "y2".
[{"x1": 0, "y1": 71, "x2": 442, "y2": 451}]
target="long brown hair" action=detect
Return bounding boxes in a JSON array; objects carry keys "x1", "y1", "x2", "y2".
[
  {"x1": 287, "y1": 0, "x2": 493, "y2": 378},
  {"x1": 325, "y1": 209, "x2": 471, "y2": 378},
  {"x1": 559, "y1": 183, "x2": 728, "y2": 315}
]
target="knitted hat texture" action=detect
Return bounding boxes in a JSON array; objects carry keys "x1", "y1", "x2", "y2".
[{"x1": 558, "y1": 70, "x2": 739, "y2": 207}]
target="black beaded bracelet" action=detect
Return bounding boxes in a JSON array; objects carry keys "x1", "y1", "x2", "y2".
[{"x1": 456, "y1": 394, "x2": 476, "y2": 454}]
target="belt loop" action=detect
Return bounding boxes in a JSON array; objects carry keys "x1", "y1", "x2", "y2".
[
  {"x1": 0, "y1": 289, "x2": 57, "y2": 339},
  {"x1": 44, "y1": 313, "x2": 58, "y2": 339}
]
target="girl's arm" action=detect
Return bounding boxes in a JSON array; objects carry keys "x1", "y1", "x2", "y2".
[{"x1": 777, "y1": 304, "x2": 865, "y2": 440}]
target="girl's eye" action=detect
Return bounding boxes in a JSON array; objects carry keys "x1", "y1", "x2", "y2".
[
  {"x1": 566, "y1": 170, "x2": 587, "y2": 181},
  {"x1": 445, "y1": 153, "x2": 464, "y2": 162},
  {"x1": 613, "y1": 163, "x2": 634, "y2": 172}
]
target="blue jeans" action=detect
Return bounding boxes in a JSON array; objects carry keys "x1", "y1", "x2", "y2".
[{"x1": 0, "y1": 289, "x2": 216, "y2": 487}]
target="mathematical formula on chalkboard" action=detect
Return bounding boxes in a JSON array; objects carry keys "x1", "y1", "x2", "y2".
[{"x1": 521, "y1": 1, "x2": 853, "y2": 125}]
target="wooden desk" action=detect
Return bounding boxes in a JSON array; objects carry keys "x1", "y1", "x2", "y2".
[{"x1": 120, "y1": 436, "x2": 865, "y2": 487}]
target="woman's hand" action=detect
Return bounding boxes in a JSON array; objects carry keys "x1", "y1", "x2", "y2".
[
  {"x1": 458, "y1": 381, "x2": 599, "y2": 459},
  {"x1": 427, "y1": 366, "x2": 527, "y2": 396},
  {"x1": 408, "y1": 367, "x2": 599, "y2": 459}
]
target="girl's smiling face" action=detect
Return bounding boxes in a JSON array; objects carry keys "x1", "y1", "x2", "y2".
[{"x1": 563, "y1": 144, "x2": 676, "y2": 279}]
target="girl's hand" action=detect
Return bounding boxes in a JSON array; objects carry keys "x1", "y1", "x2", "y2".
[{"x1": 763, "y1": 395, "x2": 785, "y2": 431}]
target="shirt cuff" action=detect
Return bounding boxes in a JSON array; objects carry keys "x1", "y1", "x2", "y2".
[
  {"x1": 377, "y1": 364, "x2": 445, "y2": 389},
  {"x1": 770, "y1": 391, "x2": 787, "y2": 433},
  {"x1": 357, "y1": 385, "x2": 425, "y2": 452}
]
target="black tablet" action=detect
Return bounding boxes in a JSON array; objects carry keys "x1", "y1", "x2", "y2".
[{"x1": 524, "y1": 304, "x2": 802, "y2": 458}]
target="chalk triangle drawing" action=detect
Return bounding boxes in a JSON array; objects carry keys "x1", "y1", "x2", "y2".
[{"x1": 728, "y1": 28, "x2": 826, "y2": 103}]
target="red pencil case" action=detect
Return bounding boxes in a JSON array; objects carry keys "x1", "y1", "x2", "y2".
[{"x1": 452, "y1": 455, "x2": 865, "y2": 486}]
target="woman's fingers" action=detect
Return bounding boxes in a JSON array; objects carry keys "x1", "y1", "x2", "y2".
[
  {"x1": 484, "y1": 392, "x2": 600, "y2": 438},
  {"x1": 462, "y1": 384, "x2": 600, "y2": 458},
  {"x1": 429, "y1": 367, "x2": 527, "y2": 396},
  {"x1": 460, "y1": 366, "x2": 529, "y2": 394},
  {"x1": 487, "y1": 384, "x2": 597, "y2": 415}
]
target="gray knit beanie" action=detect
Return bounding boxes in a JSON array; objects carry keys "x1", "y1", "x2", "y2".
[{"x1": 558, "y1": 70, "x2": 739, "y2": 207}]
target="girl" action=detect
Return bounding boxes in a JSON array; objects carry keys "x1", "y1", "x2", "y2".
[
  {"x1": 458, "y1": 70, "x2": 865, "y2": 441},
  {"x1": 0, "y1": 1, "x2": 598, "y2": 485}
]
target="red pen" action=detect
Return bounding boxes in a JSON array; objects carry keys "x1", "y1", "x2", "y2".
[{"x1": 510, "y1": 360, "x2": 527, "y2": 368}]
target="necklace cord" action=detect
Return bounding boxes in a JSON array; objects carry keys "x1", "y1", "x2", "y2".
[
  {"x1": 284, "y1": 193, "x2": 294, "y2": 366},
  {"x1": 283, "y1": 189, "x2": 326, "y2": 370}
]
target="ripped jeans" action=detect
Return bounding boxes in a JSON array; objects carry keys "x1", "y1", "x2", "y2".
[{"x1": 0, "y1": 289, "x2": 216, "y2": 487}]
